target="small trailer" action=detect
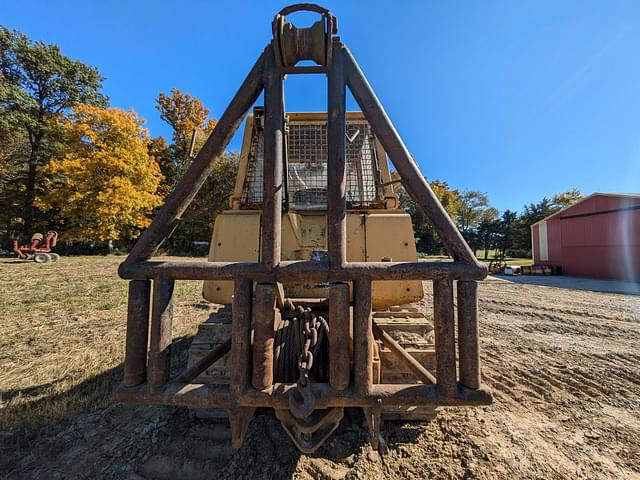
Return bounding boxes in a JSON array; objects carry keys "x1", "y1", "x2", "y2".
[{"x1": 12, "y1": 231, "x2": 60, "y2": 263}]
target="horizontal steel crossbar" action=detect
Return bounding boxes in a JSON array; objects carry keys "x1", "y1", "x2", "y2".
[
  {"x1": 119, "y1": 260, "x2": 487, "y2": 282},
  {"x1": 114, "y1": 382, "x2": 492, "y2": 409}
]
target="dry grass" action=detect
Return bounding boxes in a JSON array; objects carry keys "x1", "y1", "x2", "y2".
[{"x1": 0, "y1": 255, "x2": 204, "y2": 437}]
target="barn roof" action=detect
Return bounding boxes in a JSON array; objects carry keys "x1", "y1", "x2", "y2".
[{"x1": 531, "y1": 192, "x2": 640, "y2": 227}]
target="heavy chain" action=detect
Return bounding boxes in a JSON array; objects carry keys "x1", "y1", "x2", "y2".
[
  {"x1": 289, "y1": 304, "x2": 328, "y2": 418},
  {"x1": 297, "y1": 307, "x2": 318, "y2": 387}
]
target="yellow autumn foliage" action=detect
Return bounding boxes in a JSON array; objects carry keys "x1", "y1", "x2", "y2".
[{"x1": 39, "y1": 105, "x2": 163, "y2": 241}]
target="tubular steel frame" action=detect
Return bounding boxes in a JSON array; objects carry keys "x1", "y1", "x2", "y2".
[{"x1": 115, "y1": 4, "x2": 491, "y2": 449}]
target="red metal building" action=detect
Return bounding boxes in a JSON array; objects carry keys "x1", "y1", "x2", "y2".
[{"x1": 531, "y1": 193, "x2": 640, "y2": 281}]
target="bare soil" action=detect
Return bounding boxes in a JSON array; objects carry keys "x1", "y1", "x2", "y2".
[{"x1": 1, "y1": 257, "x2": 639, "y2": 479}]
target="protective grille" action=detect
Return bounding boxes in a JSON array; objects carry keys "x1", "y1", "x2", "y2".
[{"x1": 241, "y1": 116, "x2": 380, "y2": 210}]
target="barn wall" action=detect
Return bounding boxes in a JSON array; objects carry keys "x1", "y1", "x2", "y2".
[
  {"x1": 532, "y1": 195, "x2": 640, "y2": 280},
  {"x1": 531, "y1": 224, "x2": 540, "y2": 263},
  {"x1": 559, "y1": 203, "x2": 640, "y2": 280}
]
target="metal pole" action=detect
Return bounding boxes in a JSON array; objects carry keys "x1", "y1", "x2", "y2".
[
  {"x1": 115, "y1": 382, "x2": 493, "y2": 409},
  {"x1": 148, "y1": 279, "x2": 174, "y2": 391},
  {"x1": 261, "y1": 48, "x2": 284, "y2": 268},
  {"x1": 251, "y1": 283, "x2": 277, "y2": 390},
  {"x1": 327, "y1": 40, "x2": 347, "y2": 267},
  {"x1": 119, "y1": 258, "x2": 486, "y2": 282},
  {"x1": 124, "y1": 280, "x2": 151, "y2": 387},
  {"x1": 231, "y1": 278, "x2": 253, "y2": 395},
  {"x1": 372, "y1": 321, "x2": 436, "y2": 385},
  {"x1": 353, "y1": 279, "x2": 373, "y2": 395},
  {"x1": 433, "y1": 278, "x2": 457, "y2": 395},
  {"x1": 178, "y1": 339, "x2": 231, "y2": 384},
  {"x1": 329, "y1": 283, "x2": 350, "y2": 390},
  {"x1": 457, "y1": 280, "x2": 480, "y2": 389}
]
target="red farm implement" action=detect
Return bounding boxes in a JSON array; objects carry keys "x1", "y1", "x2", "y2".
[{"x1": 12, "y1": 231, "x2": 60, "y2": 263}]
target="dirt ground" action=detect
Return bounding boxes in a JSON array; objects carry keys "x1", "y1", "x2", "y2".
[{"x1": 1, "y1": 256, "x2": 639, "y2": 479}]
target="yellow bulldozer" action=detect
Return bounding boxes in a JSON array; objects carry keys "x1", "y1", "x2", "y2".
[{"x1": 116, "y1": 4, "x2": 491, "y2": 453}]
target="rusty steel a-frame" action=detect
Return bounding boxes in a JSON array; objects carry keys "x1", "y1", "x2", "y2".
[{"x1": 115, "y1": 4, "x2": 492, "y2": 451}]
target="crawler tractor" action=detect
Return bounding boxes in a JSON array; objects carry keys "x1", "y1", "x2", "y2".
[{"x1": 116, "y1": 4, "x2": 492, "y2": 453}]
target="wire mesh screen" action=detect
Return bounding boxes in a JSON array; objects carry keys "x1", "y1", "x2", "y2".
[
  {"x1": 243, "y1": 126, "x2": 264, "y2": 205},
  {"x1": 241, "y1": 115, "x2": 381, "y2": 210}
]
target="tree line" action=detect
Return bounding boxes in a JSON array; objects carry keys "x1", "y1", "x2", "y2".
[
  {"x1": 399, "y1": 180, "x2": 582, "y2": 259},
  {"x1": 0, "y1": 27, "x2": 237, "y2": 253}
]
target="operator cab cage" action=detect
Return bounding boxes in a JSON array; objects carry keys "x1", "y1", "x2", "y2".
[{"x1": 236, "y1": 109, "x2": 390, "y2": 211}]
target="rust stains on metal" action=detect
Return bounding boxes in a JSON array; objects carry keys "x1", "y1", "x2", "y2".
[
  {"x1": 148, "y1": 279, "x2": 174, "y2": 391},
  {"x1": 329, "y1": 283, "x2": 350, "y2": 391},
  {"x1": 251, "y1": 283, "x2": 279, "y2": 390},
  {"x1": 177, "y1": 338, "x2": 231, "y2": 384},
  {"x1": 124, "y1": 280, "x2": 151, "y2": 387},
  {"x1": 353, "y1": 280, "x2": 373, "y2": 395},
  {"x1": 119, "y1": 259, "x2": 487, "y2": 282},
  {"x1": 372, "y1": 320, "x2": 437, "y2": 385},
  {"x1": 433, "y1": 278, "x2": 457, "y2": 396},
  {"x1": 231, "y1": 278, "x2": 253, "y2": 396},
  {"x1": 457, "y1": 280, "x2": 481, "y2": 389},
  {"x1": 114, "y1": 381, "x2": 492, "y2": 409}
]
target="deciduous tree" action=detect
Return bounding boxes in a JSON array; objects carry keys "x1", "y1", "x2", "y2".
[
  {"x1": 456, "y1": 190, "x2": 498, "y2": 234},
  {"x1": 156, "y1": 88, "x2": 217, "y2": 186},
  {"x1": 39, "y1": 105, "x2": 162, "y2": 242},
  {"x1": 397, "y1": 175, "x2": 464, "y2": 255},
  {"x1": 0, "y1": 27, "x2": 107, "y2": 235},
  {"x1": 155, "y1": 88, "x2": 237, "y2": 252}
]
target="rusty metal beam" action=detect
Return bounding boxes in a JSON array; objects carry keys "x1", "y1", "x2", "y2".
[
  {"x1": 229, "y1": 407, "x2": 255, "y2": 449},
  {"x1": 124, "y1": 280, "x2": 151, "y2": 387},
  {"x1": 122, "y1": 48, "x2": 267, "y2": 263},
  {"x1": 148, "y1": 279, "x2": 174, "y2": 391},
  {"x1": 433, "y1": 278, "x2": 457, "y2": 395},
  {"x1": 329, "y1": 283, "x2": 350, "y2": 390},
  {"x1": 372, "y1": 320, "x2": 437, "y2": 385},
  {"x1": 342, "y1": 42, "x2": 481, "y2": 266},
  {"x1": 177, "y1": 338, "x2": 231, "y2": 384},
  {"x1": 457, "y1": 280, "x2": 480, "y2": 389},
  {"x1": 252, "y1": 283, "x2": 278, "y2": 390},
  {"x1": 119, "y1": 259, "x2": 487, "y2": 282},
  {"x1": 114, "y1": 382, "x2": 492, "y2": 409},
  {"x1": 231, "y1": 278, "x2": 253, "y2": 395},
  {"x1": 327, "y1": 40, "x2": 347, "y2": 267},
  {"x1": 261, "y1": 50, "x2": 284, "y2": 268},
  {"x1": 353, "y1": 280, "x2": 373, "y2": 395}
]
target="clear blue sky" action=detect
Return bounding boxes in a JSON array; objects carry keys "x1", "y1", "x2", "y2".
[{"x1": 3, "y1": 1, "x2": 639, "y2": 212}]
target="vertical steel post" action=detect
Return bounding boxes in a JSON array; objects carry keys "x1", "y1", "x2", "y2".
[
  {"x1": 261, "y1": 50, "x2": 284, "y2": 268},
  {"x1": 327, "y1": 40, "x2": 347, "y2": 267},
  {"x1": 124, "y1": 280, "x2": 151, "y2": 387},
  {"x1": 231, "y1": 278, "x2": 253, "y2": 395},
  {"x1": 433, "y1": 278, "x2": 457, "y2": 395},
  {"x1": 353, "y1": 279, "x2": 373, "y2": 395},
  {"x1": 252, "y1": 283, "x2": 278, "y2": 390},
  {"x1": 457, "y1": 280, "x2": 480, "y2": 389},
  {"x1": 329, "y1": 283, "x2": 350, "y2": 390},
  {"x1": 148, "y1": 279, "x2": 174, "y2": 390}
]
